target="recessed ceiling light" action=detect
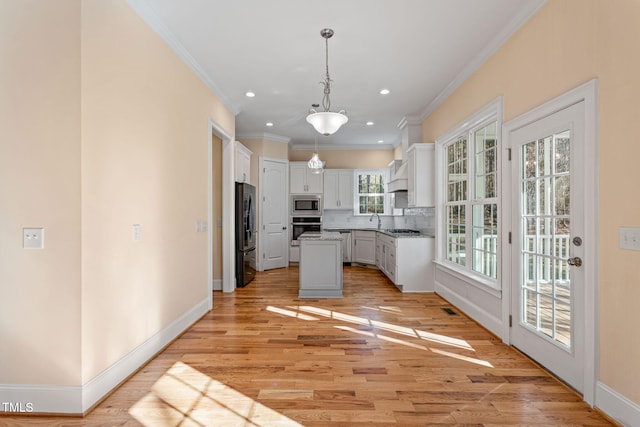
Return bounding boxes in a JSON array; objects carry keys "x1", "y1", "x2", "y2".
[
  {"x1": 379, "y1": 89, "x2": 390, "y2": 95},
  {"x1": 378, "y1": 140, "x2": 384, "y2": 143},
  {"x1": 245, "y1": 91, "x2": 256, "y2": 98},
  {"x1": 266, "y1": 122, "x2": 273, "y2": 127},
  {"x1": 366, "y1": 121, "x2": 374, "y2": 126}
]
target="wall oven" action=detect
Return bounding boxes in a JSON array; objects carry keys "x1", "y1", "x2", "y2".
[
  {"x1": 291, "y1": 216, "x2": 322, "y2": 246},
  {"x1": 291, "y1": 195, "x2": 322, "y2": 216}
]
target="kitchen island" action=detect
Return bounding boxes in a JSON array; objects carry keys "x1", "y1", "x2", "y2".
[{"x1": 298, "y1": 231, "x2": 343, "y2": 298}]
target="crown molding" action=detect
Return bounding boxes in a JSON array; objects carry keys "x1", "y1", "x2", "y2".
[
  {"x1": 127, "y1": 0, "x2": 241, "y2": 115},
  {"x1": 419, "y1": 0, "x2": 547, "y2": 121},
  {"x1": 236, "y1": 133, "x2": 291, "y2": 144},
  {"x1": 290, "y1": 143, "x2": 394, "y2": 151}
]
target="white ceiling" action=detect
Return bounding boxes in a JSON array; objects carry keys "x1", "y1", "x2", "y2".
[{"x1": 129, "y1": 0, "x2": 545, "y2": 150}]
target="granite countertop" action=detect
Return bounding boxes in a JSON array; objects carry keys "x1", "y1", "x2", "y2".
[
  {"x1": 324, "y1": 227, "x2": 435, "y2": 238},
  {"x1": 299, "y1": 231, "x2": 343, "y2": 241}
]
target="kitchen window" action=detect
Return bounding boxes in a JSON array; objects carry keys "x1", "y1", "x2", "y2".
[
  {"x1": 437, "y1": 98, "x2": 502, "y2": 285},
  {"x1": 354, "y1": 169, "x2": 389, "y2": 215}
]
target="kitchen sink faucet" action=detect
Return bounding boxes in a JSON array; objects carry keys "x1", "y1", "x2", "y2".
[{"x1": 370, "y1": 213, "x2": 382, "y2": 230}]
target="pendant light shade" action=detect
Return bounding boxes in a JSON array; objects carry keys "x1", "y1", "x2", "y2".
[
  {"x1": 307, "y1": 152, "x2": 324, "y2": 174},
  {"x1": 306, "y1": 110, "x2": 348, "y2": 136},
  {"x1": 306, "y1": 28, "x2": 348, "y2": 136}
]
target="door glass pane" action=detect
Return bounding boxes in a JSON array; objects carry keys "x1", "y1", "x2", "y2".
[
  {"x1": 555, "y1": 131, "x2": 570, "y2": 173},
  {"x1": 524, "y1": 142, "x2": 536, "y2": 178},
  {"x1": 555, "y1": 301, "x2": 571, "y2": 347},
  {"x1": 555, "y1": 175, "x2": 570, "y2": 215},
  {"x1": 520, "y1": 130, "x2": 572, "y2": 349}
]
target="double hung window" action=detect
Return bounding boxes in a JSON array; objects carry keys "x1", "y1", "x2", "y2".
[
  {"x1": 440, "y1": 102, "x2": 501, "y2": 283},
  {"x1": 354, "y1": 169, "x2": 388, "y2": 215}
]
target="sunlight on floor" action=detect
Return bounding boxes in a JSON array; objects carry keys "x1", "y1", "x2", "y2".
[
  {"x1": 129, "y1": 361, "x2": 302, "y2": 426},
  {"x1": 335, "y1": 325, "x2": 429, "y2": 351},
  {"x1": 266, "y1": 305, "x2": 319, "y2": 321},
  {"x1": 266, "y1": 304, "x2": 492, "y2": 368}
]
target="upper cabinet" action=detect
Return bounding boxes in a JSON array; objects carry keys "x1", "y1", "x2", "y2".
[
  {"x1": 407, "y1": 143, "x2": 435, "y2": 207},
  {"x1": 323, "y1": 169, "x2": 353, "y2": 210},
  {"x1": 290, "y1": 162, "x2": 323, "y2": 194},
  {"x1": 235, "y1": 141, "x2": 252, "y2": 183}
]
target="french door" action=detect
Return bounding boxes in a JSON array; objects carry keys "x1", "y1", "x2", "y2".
[{"x1": 510, "y1": 101, "x2": 586, "y2": 393}]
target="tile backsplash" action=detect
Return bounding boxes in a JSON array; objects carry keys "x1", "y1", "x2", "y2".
[{"x1": 323, "y1": 207, "x2": 435, "y2": 236}]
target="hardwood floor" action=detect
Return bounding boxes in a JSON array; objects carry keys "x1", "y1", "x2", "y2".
[{"x1": 1, "y1": 266, "x2": 613, "y2": 426}]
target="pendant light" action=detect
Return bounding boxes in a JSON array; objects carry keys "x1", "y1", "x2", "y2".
[
  {"x1": 308, "y1": 134, "x2": 324, "y2": 174},
  {"x1": 306, "y1": 28, "x2": 348, "y2": 136}
]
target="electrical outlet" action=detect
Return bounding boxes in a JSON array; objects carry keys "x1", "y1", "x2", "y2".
[
  {"x1": 619, "y1": 227, "x2": 640, "y2": 251},
  {"x1": 23, "y1": 228, "x2": 44, "y2": 249}
]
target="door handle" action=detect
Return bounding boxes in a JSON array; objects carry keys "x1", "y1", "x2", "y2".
[
  {"x1": 282, "y1": 226, "x2": 287, "y2": 230},
  {"x1": 567, "y1": 257, "x2": 582, "y2": 267}
]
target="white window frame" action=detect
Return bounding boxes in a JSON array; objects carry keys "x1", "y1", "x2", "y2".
[
  {"x1": 353, "y1": 168, "x2": 391, "y2": 216},
  {"x1": 435, "y1": 97, "x2": 503, "y2": 291}
]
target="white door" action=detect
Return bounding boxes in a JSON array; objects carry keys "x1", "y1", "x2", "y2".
[
  {"x1": 510, "y1": 102, "x2": 585, "y2": 392},
  {"x1": 262, "y1": 159, "x2": 289, "y2": 270}
]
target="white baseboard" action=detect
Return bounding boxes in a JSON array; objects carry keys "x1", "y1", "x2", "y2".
[
  {"x1": 596, "y1": 382, "x2": 640, "y2": 427},
  {"x1": 212, "y1": 279, "x2": 222, "y2": 291},
  {"x1": 434, "y1": 282, "x2": 502, "y2": 337},
  {"x1": 0, "y1": 297, "x2": 209, "y2": 415},
  {"x1": 0, "y1": 384, "x2": 81, "y2": 414}
]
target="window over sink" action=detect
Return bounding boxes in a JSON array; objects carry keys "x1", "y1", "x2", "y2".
[{"x1": 353, "y1": 169, "x2": 390, "y2": 215}]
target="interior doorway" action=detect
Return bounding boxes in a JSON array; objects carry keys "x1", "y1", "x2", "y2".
[{"x1": 208, "y1": 120, "x2": 235, "y2": 308}]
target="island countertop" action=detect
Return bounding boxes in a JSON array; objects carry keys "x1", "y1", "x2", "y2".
[{"x1": 298, "y1": 231, "x2": 343, "y2": 241}]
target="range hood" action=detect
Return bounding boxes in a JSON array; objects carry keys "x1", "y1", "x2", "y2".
[{"x1": 387, "y1": 160, "x2": 408, "y2": 192}]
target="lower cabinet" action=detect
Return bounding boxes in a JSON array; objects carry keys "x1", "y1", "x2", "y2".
[
  {"x1": 376, "y1": 233, "x2": 434, "y2": 292},
  {"x1": 352, "y1": 230, "x2": 376, "y2": 264},
  {"x1": 377, "y1": 233, "x2": 396, "y2": 283},
  {"x1": 299, "y1": 238, "x2": 343, "y2": 298}
]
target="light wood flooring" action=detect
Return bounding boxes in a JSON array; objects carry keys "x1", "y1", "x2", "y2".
[{"x1": 1, "y1": 266, "x2": 613, "y2": 426}]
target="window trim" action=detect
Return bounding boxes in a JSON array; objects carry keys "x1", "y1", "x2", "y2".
[
  {"x1": 352, "y1": 168, "x2": 391, "y2": 216},
  {"x1": 435, "y1": 97, "x2": 503, "y2": 289}
]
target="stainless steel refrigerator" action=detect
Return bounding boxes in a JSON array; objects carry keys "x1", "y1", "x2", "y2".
[{"x1": 235, "y1": 182, "x2": 256, "y2": 287}]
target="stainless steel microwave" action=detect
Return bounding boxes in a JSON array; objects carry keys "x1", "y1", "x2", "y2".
[{"x1": 291, "y1": 195, "x2": 322, "y2": 215}]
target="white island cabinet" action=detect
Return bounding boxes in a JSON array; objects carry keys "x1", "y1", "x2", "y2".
[{"x1": 299, "y1": 232, "x2": 343, "y2": 298}]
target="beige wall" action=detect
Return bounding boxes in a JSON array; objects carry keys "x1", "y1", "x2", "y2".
[
  {"x1": 0, "y1": 0, "x2": 82, "y2": 385},
  {"x1": 393, "y1": 144, "x2": 403, "y2": 160},
  {"x1": 289, "y1": 149, "x2": 394, "y2": 169},
  {"x1": 80, "y1": 0, "x2": 234, "y2": 382},
  {"x1": 0, "y1": 0, "x2": 234, "y2": 393},
  {"x1": 422, "y1": 0, "x2": 640, "y2": 404}
]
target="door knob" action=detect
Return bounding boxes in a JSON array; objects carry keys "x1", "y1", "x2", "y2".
[
  {"x1": 282, "y1": 226, "x2": 287, "y2": 230},
  {"x1": 567, "y1": 257, "x2": 582, "y2": 267}
]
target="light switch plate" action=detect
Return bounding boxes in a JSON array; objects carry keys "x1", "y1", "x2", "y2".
[
  {"x1": 23, "y1": 228, "x2": 44, "y2": 249},
  {"x1": 132, "y1": 224, "x2": 141, "y2": 242},
  {"x1": 619, "y1": 227, "x2": 640, "y2": 251}
]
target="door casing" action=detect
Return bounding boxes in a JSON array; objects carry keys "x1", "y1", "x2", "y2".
[{"x1": 501, "y1": 79, "x2": 598, "y2": 404}]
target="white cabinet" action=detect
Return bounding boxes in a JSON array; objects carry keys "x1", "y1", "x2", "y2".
[
  {"x1": 290, "y1": 162, "x2": 323, "y2": 194},
  {"x1": 235, "y1": 141, "x2": 252, "y2": 183},
  {"x1": 323, "y1": 169, "x2": 353, "y2": 210},
  {"x1": 352, "y1": 230, "x2": 376, "y2": 264},
  {"x1": 299, "y1": 238, "x2": 343, "y2": 298},
  {"x1": 376, "y1": 232, "x2": 434, "y2": 292},
  {"x1": 407, "y1": 143, "x2": 435, "y2": 207},
  {"x1": 377, "y1": 233, "x2": 397, "y2": 283},
  {"x1": 341, "y1": 231, "x2": 352, "y2": 263}
]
